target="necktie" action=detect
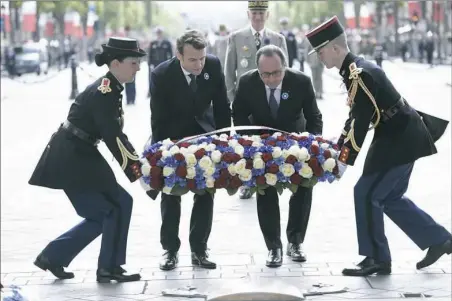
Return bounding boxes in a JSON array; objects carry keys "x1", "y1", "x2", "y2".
[
  {"x1": 269, "y1": 88, "x2": 278, "y2": 119},
  {"x1": 189, "y1": 74, "x2": 197, "y2": 92},
  {"x1": 255, "y1": 32, "x2": 261, "y2": 50}
]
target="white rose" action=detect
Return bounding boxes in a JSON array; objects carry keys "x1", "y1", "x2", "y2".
[
  {"x1": 299, "y1": 164, "x2": 313, "y2": 179},
  {"x1": 251, "y1": 135, "x2": 262, "y2": 143},
  {"x1": 185, "y1": 154, "x2": 197, "y2": 167},
  {"x1": 227, "y1": 164, "x2": 237, "y2": 176},
  {"x1": 272, "y1": 132, "x2": 282, "y2": 137},
  {"x1": 219, "y1": 133, "x2": 229, "y2": 140},
  {"x1": 252, "y1": 141, "x2": 262, "y2": 147},
  {"x1": 282, "y1": 149, "x2": 290, "y2": 159},
  {"x1": 206, "y1": 177, "x2": 215, "y2": 188},
  {"x1": 234, "y1": 145, "x2": 245, "y2": 157},
  {"x1": 162, "y1": 138, "x2": 173, "y2": 146},
  {"x1": 205, "y1": 143, "x2": 216, "y2": 152},
  {"x1": 162, "y1": 150, "x2": 171, "y2": 158},
  {"x1": 162, "y1": 186, "x2": 173, "y2": 195},
  {"x1": 239, "y1": 169, "x2": 252, "y2": 182},
  {"x1": 253, "y1": 152, "x2": 263, "y2": 159},
  {"x1": 265, "y1": 173, "x2": 278, "y2": 186},
  {"x1": 180, "y1": 147, "x2": 189, "y2": 155},
  {"x1": 321, "y1": 143, "x2": 330, "y2": 150},
  {"x1": 229, "y1": 139, "x2": 238, "y2": 148},
  {"x1": 141, "y1": 162, "x2": 151, "y2": 176},
  {"x1": 163, "y1": 166, "x2": 175, "y2": 177},
  {"x1": 211, "y1": 150, "x2": 222, "y2": 163},
  {"x1": 280, "y1": 163, "x2": 295, "y2": 177},
  {"x1": 188, "y1": 145, "x2": 198, "y2": 153},
  {"x1": 199, "y1": 156, "x2": 213, "y2": 169},
  {"x1": 169, "y1": 145, "x2": 180, "y2": 155},
  {"x1": 288, "y1": 145, "x2": 300, "y2": 157},
  {"x1": 272, "y1": 147, "x2": 282, "y2": 158},
  {"x1": 234, "y1": 159, "x2": 247, "y2": 174},
  {"x1": 298, "y1": 147, "x2": 310, "y2": 162},
  {"x1": 323, "y1": 157, "x2": 336, "y2": 172},
  {"x1": 159, "y1": 145, "x2": 167, "y2": 151},
  {"x1": 203, "y1": 166, "x2": 216, "y2": 177},
  {"x1": 300, "y1": 132, "x2": 310, "y2": 137},
  {"x1": 330, "y1": 149, "x2": 338, "y2": 159},
  {"x1": 210, "y1": 134, "x2": 219, "y2": 139},
  {"x1": 186, "y1": 167, "x2": 196, "y2": 179},
  {"x1": 253, "y1": 158, "x2": 265, "y2": 169}
]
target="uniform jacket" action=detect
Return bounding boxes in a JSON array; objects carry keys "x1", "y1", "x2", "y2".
[
  {"x1": 337, "y1": 52, "x2": 448, "y2": 175},
  {"x1": 150, "y1": 54, "x2": 231, "y2": 144},
  {"x1": 212, "y1": 35, "x2": 229, "y2": 69},
  {"x1": 29, "y1": 72, "x2": 142, "y2": 192},
  {"x1": 224, "y1": 27, "x2": 288, "y2": 102},
  {"x1": 280, "y1": 30, "x2": 298, "y2": 67},
  {"x1": 232, "y1": 68, "x2": 323, "y2": 135},
  {"x1": 148, "y1": 39, "x2": 173, "y2": 68}
]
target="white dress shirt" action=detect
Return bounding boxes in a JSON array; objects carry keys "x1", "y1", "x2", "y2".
[
  {"x1": 251, "y1": 27, "x2": 265, "y2": 41},
  {"x1": 181, "y1": 65, "x2": 193, "y2": 84},
  {"x1": 265, "y1": 83, "x2": 282, "y2": 106}
]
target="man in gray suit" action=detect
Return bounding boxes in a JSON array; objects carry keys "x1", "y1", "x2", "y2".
[
  {"x1": 224, "y1": 0, "x2": 288, "y2": 199},
  {"x1": 211, "y1": 24, "x2": 229, "y2": 69}
]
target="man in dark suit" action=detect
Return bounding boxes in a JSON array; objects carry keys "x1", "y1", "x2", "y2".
[
  {"x1": 279, "y1": 17, "x2": 298, "y2": 68},
  {"x1": 232, "y1": 44, "x2": 323, "y2": 267},
  {"x1": 150, "y1": 30, "x2": 231, "y2": 271}
]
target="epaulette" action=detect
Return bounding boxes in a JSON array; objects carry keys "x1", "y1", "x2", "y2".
[
  {"x1": 97, "y1": 78, "x2": 112, "y2": 94},
  {"x1": 348, "y1": 62, "x2": 363, "y2": 80}
]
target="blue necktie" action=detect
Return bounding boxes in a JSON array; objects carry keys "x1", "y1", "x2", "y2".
[{"x1": 269, "y1": 88, "x2": 278, "y2": 119}]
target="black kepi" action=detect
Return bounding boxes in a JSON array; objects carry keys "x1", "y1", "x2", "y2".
[{"x1": 305, "y1": 16, "x2": 345, "y2": 55}]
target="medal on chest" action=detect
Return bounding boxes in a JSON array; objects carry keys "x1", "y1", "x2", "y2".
[{"x1": 240, "y1": 58, "x2": 249, "y2": 68}]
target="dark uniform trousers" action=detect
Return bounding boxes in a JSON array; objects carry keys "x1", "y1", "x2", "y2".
[
  {"x1": 354, "y1": 162, "x2": 451, "y2": 263},
  {"x1": 257, "y1": 186, "x2": 313, "y2": 250},
  {"x1": 40, "y1": 185, "x2": 133, "y2": 269},
  {"x1": 160, "y1": 193, "x2": 214, "y2": 253},
  {"x1": 125, "y1": 81, "x2": 136, "y2": 104}
]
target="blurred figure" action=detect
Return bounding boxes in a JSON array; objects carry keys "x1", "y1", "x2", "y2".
[
  {"x1": 425, "y1": 32, "x2": 434, "y2": 67},
  {"x1": 297, "y1": 27, "x2": 308, "y2": 72},
  {"x1": 374, "y1": 43, "x2": 384, "y2": 68},
  {"x1": 124, "y1": 25, "x2": 137, "y2": 105},
  {"x1": 400, "y1": 39, "x2": 408, "y2": 62},
  {"x1": 63, "y1": 36, "x2": 73, "y2": 68},
  {"x1": 279, "y1": 17, "x2": 297, "y2": 68},
  {"x1": 148, "y1": 26, "x2": 173, "y2": 97},
  {"x1": 211, "y1": 24, "x2": 229, "y2": 69}
]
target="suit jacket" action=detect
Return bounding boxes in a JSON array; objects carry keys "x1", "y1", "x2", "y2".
[
  {"x1": 150, "y1": 54, "x2": 231, "y2": 144},
  {"x1": 224, "y1": 27, "x2": 288, "y2": 103},
  {"x1": 232, "y1": 68, "x2": 323, "y2": 135},
  {"x1": 29, "y1": 72, "x2": 142, "y2": 193},
  {"x1": 280, "y1": 30, "x2": 298, "y2": 67},
  {"x1": 337, "y1": 52, "x2": 448, "y2": 175}
]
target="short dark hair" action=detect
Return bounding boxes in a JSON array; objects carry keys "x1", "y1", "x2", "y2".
[
  {"x1": 176, "y1": 30, "x2": 207, "y2": 55},
  {"x1": 256, "y1": 45, "x2": 287, "y2": 67}
]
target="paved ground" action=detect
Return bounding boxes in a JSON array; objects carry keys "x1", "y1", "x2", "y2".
[{"x1": 1, "y1": 60, "x2": 451, "y2": 300}]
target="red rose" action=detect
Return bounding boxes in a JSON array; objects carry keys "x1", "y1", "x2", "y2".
[
  {"x1": 276, "y1": 135, "x2": 286, "y2": 142},
  {"x1": 267, "y1": 140, "x2": 277, "y2": 146},
  {"x1": 187, "y1": 179, "x2": 196, "y2": 190},
  {"x1": 290, "y1": 173, "x2": 302, "y2": 185},
  {"x1": 267, "y1": 164, "x2": 279, "y2": 174},
  {"x1": 214, "y1": 177, "x2": 227, "y2": 188},
  {"x1": 222, "y1": 153, "x2": 234, "y2": 163},
  {"x1": 246, "y1": 159, "x2": 253, "y2": 170},
  {"x1": 150, "y1": 178, "x2": 163, "y2": 189},
  {"x1": 230, "y1": 176, "x2": 243, "y2": 189},
  {"x1": 313, "y1": 167, "x2": 323, "y2": 177},
  {"x1": 260, "y1": 133, "x2": 271, "y2": 139},
  {"x1": 300, "y1": 136, "x2": 308, "y2": 141},
  {"x1": 194, "y1": 148, "x2": 206, "y2": 159},
  {"x1": 323, "y1": 150, "x2": 332, "y2": 159},
  {"x1": 176, "y1": 166, "x2": 187, "y2": 178},
  {"x1": 219, "y1": 168, "x2": 231, "y2": 180},
  {"x1": 285, "y1": 155, "x2": 298, "y2": 165},
  {"x1": 174, "y1": 153, "x2": 185, "y2": 162},
  {"x1": 310, "y1": 144, "x2": 320, "y2": 155},
  {"x1": 332, "y1": 144, "x2": 340, "y2": 151},
  {"x1": 150, "y1": 166, "x2": 162, "y2": 178},
  {"x1": 256, "y1": 175, "x2": 266, "y2": 185},
  {"x1": 262, "y1": 153, "x2": 273, "y2": 162},
  {"x1": 231, "y1": 153, "x2": 241, "y2": 163},
  {"x1": 332, "y1": 165, "x2": 339, "y2": 175},
  {"x1": 308, "y1": 157, "x2": 319, "y2": 169},
  {"x1": 240, "y1": 140, "x2": 253, "y2": 147},
  {"x1": 179, "y1": 142, "x2": 191, "y2": 148},
  {"x1": 315, "y1": 137, "x2": 325, "y2": 143},
  {"x1": 149, "y1": 156, "x2": 159, "y2": 166}
]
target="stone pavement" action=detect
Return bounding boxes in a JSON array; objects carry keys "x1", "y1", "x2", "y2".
[{"x1": 1, "y1": 61, "x2": 451, "y2": 300}]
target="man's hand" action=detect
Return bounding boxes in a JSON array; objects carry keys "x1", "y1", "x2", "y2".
[{"x1": 337, "y1": 162, "x2": 348, "y2": 179}]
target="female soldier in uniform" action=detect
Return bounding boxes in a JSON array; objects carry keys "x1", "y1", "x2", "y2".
[{"x1": 29, "y1": 37, "x2": 146, "y2": 283}]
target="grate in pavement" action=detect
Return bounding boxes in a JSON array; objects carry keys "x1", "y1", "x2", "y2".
[{"x1": 400, "y1": 293, "x2": 432, "y2": 298}]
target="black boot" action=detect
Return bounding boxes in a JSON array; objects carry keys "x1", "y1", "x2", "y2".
[
  {"x1": 417, "y1": 239, "x2": 452, "y2": 270},
  {"x1": 96, "y1": 268, "x2": 141, "y2": 283},
  {"x1": 286, "y1": 243, "x2": 306, "y2": 262},
  {"x1": 34, "y1": 254, "x2": 74, "y2": 280},
  {"x1": 191, "y1": 251, "x2": 216, "y2": 269},
  {"x1": 160, "y1": 251, "x2": 178, "y2": 271},
  {"x1": 266, "y1": 248, "x2": 282, "y2": 268}
]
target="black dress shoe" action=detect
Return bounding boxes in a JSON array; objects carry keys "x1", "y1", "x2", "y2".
[
  {"x1": 342, "y1": 260, "x2": 391, "y2": 276},
  {"x1": 239, "y1": 187, "x2": 253, "y2": 199},
  {"x1": 191, "y1": 251, "x2": 217, "y2": 269},
  {"x1": 266, "y1": 248, "x2": 283, "y2": 268},
  {"x1": 34, "y1": 254, "x2": 74, "y2": 280},
  {"x1": 160, "y1": 251, "x2": 178, "y2": 271},
  {"x1": 286, "y1": 243, "x2": 306, "y2": 262},
  {"x1": 417, "y1": 238, "x2": 452, "y2": 270},
  {"x1": 96, "y1": 268, "x2": 141, "y2": 283}
]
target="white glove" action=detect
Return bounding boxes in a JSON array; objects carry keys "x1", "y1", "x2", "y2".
[{"x1": 337, "y1": 162, "x2": 348, "y2": 179}]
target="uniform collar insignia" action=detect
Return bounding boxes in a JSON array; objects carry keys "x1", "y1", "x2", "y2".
[{"x1": 98, "y1": 78, "x2": 112, "y2": 94}]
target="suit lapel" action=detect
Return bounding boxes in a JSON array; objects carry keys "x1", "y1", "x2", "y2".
[{"x1": 277, "y1": 76, "x2": 291, "y2": 120}]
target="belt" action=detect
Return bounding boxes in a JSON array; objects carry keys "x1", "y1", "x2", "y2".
[
  {"x1": 381, "y1": 97, "x2": 407, "y2": 122},
  {"x1": 61, "y1": 120, "x2": 100, "y2": 146}
]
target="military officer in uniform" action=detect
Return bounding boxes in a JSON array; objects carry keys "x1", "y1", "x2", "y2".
[
  {"x1": 224, "y1": 0, "x2": 288, "y2": 199},
  {"x1": 29, "y1": 37, "x2": 146, "y2": 283},
  {"x1": 279, "y1": 17, "x2": 297, "y2": 68},
  {"x1": 124, "y1": 25, "x2": 137, "y2": 105},
  {"x1": 148, "y1": 27, "x2": 173, "y2": 97},
  {"x1": 305, "y1": 16, "x2": 452, "y2": 277},
  {"x1": 211, "y1": 24, "x2": 229, "y2": 69}
]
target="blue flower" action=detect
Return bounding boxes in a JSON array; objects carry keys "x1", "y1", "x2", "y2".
[
  {"x1": 252, "y1": 168, "x2": 265, "y2": 176},
  {"x1": 164, "y1": 175, "x2": 177, "y2": 188},
  {"x1": 294, "y1": 162, "x2": 302, "y2": 172}
]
